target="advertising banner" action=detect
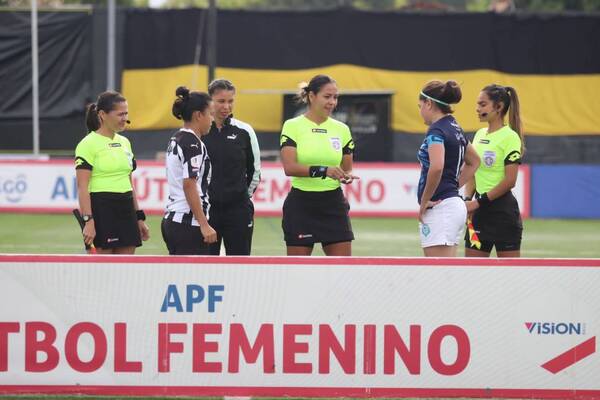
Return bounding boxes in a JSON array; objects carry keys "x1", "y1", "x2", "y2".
[
  {"x1": 0, "y1": 255, "x2": 598, "y2": 397},
  {"x1": 0, "y1": 160, "x2": 530, "y2": 217}
]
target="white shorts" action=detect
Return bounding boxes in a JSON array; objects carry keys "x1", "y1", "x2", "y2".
[{"x1": 419, "y1": 196, "x2": 467, "y2": 248}]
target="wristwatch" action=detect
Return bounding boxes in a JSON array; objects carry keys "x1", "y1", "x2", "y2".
[{"x1": 82, "y1": 214, "x2": 93, "y2": 223}]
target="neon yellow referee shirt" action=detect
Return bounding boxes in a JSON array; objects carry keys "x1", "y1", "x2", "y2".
[
  {"x1": 473, "y1": 125, "x2": 522, "y2": 194},
  {"x1": 75, "y1": 131, "x2": 135, "y2": 193},
  {"x1": 281, "y1": 115, "x2": 354, "y2": 192}
]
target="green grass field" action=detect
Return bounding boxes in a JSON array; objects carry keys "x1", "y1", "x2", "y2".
[{"x1": 0, "y1": 213, "x2": 598, "y2": 257}]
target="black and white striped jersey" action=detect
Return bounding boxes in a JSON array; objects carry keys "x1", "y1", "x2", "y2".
[{"x1": 164, "y1": 128, "x2": 211, "y2": 225}]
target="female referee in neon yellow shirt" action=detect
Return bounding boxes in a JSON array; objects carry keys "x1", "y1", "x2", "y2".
[
  {"x1": 75, "y1": 91, "x2": 149, "y2": 254},
  {"x1": 464, "y1": 84, "x2": 525, "y2": 257},
  {"x1": 280, "y1": 75, "x2": 359, "y2": 256}
]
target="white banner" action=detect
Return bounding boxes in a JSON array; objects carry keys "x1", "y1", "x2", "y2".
[
  {"x1": 0, "y1": 160, "x2": 530, "y2": 217},
  {"x1": 0, "y1": 255, "x2": 598, "y2": 398}
]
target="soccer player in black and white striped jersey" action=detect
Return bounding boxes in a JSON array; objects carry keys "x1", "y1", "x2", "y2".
[{"x1": 161, "y1": 86, "x2": 218, "y2": 255}]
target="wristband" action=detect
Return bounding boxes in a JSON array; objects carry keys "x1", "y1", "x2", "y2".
[
  {"x1": 477, "y1": 193, "x2": 491, "y2": 208},
  {"x1": 136, "y1": 209, "x2": 146, "y2": 221},
  {"x1": 309, "y1": 166, "x2": 328, "y2": 179},
  {"x1": 461, "y1": 195, "x2": 472, "y2": 201}
]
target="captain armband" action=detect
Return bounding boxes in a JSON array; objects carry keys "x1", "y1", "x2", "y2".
[{"x1": 309, "y1": 166, "x2": 328, "y2": 179}]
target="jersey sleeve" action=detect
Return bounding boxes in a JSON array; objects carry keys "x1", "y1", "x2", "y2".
[
  {"x1": 180, "y1": 135, "x2": 205, "y2": 179},
  {"x1": 503, "y1": 131, "x2": 522, "y2": 165},
  {"x1": 280, "y1": 119, "x2": 297, "y2": 148},
  {"x1": 425, "y1": 128, "x2": 445, "y2": 146},
  {"x1": 74, "y1": 139, "x2": 94, "y2": 170},
  {"x1": 342, "y1": 124, "x2": 355, "y2": 155},
  {"x1": 121, "y1": 136, "x2": 137, "y2": 171},
  {"x1": 245, "y1": 124, "x2": 261, "y2": 197}
]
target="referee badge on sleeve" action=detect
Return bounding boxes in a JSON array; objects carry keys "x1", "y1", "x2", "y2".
[
  {"x1": 330, "y1": 137, "x2": 341, "y2": 151},
  {"x1": 191, "y1": 156, "x2": 200, "y2": 167}
]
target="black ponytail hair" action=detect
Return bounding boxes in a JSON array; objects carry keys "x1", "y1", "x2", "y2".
[
  {"x1": 172, "y1": 86, "x2": 212, "y2": 122},
  {"x1": 85, "y1": 91, "x2": 126, "y2": 132}
]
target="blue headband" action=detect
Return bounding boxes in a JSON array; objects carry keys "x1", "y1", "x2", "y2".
[{"x1": 420, "y1": 91, "x2": 450, "y2": 107}]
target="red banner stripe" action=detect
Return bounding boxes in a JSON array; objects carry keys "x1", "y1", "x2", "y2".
[{"x1": 541, "y1": 336, "x2": 596, "y2": 374}]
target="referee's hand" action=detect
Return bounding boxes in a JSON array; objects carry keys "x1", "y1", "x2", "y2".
[
  {"x1": 82, "y1": 221, "x2": 95, "y2": 246},
  {"x1": 340, "y1": 173, "x2": 360, "y2": 184},
  {"x1": 138, "y1": 220, "x2": 150, "y2": 241},
  {"x1": 465, "y1": 199, "x2": 480, "y2": 213},
  {"x1": 325, "y1": 166, "x2": 348, "y2": 181},
  {"x1": 201, "y1": 223, "x2": 218, "y2": 244}
]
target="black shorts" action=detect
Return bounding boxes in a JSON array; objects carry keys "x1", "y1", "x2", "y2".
[
  {"x1": 161, "y1": 217, "x2": 210, "y2": 255},
  {"x1": 468, "y1": 191, "x2": 523, "y2": 241},
  {"x1": 90, "y1": 192, "x2": 141, "y2": 249},
  {"x1": 282, "y1": 187, "x2": 354, "y2": 247},
  {"x1": 465, "y1": 236, "x2": 521, "y2": 253},
  {"x1": 465, "y1": 191, "x2": 522, "y2": 251}
]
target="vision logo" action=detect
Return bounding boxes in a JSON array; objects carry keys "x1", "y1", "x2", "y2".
[{"x1": 525, "y1": 322, "x2": 585, "y2": 335}]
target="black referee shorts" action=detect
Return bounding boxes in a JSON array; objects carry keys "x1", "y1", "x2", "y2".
[
  {"x1": 161, "y1": 217, "x2": 210, "y2": 255},
  {"x1": 465, "y1": 191, "x2": 523, "y2": 252},
  {"x1": 282, "y1": 187, "x2": 354, "y2": 247},
  {"x1": 90, "y1": 191, "x2": 141, "y2": 249}
]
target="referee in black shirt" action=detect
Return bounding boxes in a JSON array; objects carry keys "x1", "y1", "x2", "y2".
[
  {"x1": 203, "y1": 79, "x2": 261, "y2": 255},
  {"x1": 161, "y1": 86, "x2": 217, "y2": 255}
]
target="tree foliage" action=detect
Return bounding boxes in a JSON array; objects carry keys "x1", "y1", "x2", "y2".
[
  {"x1": 0, "y1": 0, "x2": 148, "y2": 7},
  {"x1": 0, "y1": 0, "x2": 597, "y2": 12}
]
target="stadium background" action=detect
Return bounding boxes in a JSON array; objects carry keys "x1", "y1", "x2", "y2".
[
  {"x1": 1, "y1": 6, "x2": 600, "y2": 220},
  {"x1": 1, "y1": 3, "x2": 600, "y2": 398}
]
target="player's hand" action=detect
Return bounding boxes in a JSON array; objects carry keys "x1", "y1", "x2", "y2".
[
  {"x1": 201, "y1": 223, "x2": 217, "y2": 244},
  {"x1": 82, "y1": 221, "x2": 96, "y2": 246},
  {"x1": 138, "y1": 220, "x2": 150, "y2": 241},
  {"x1": 465, "y1": 199, "x2": 480, "y2": 213},
  {"x1": 418, "y1": 200, "x2": 440, "y2": 223}
]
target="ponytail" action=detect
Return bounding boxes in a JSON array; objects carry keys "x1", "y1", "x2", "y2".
[
  {"x1": 172, "y1": 86, "x2": 190, "y2": 120},
  {"x1": 172, "y1": 85, "x2": 211, "y2": 122},
  {"x1": 85, "y1": 103, "x2": 100, "y2": 132},
  {"x1": 505, "y1": 86, "x2": 525, "y2": 154},
  {"x1": 295, "y1": 82, "x2": 310, "y2": 104}
]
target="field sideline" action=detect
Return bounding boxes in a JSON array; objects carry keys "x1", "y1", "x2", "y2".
[{"x1": 0, "y1": 214, "x2": 598, "y2": 257}]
